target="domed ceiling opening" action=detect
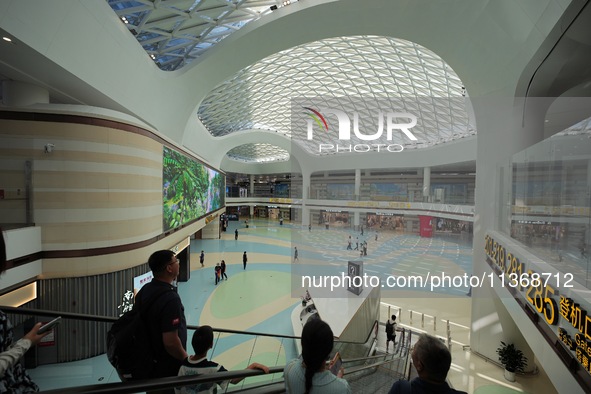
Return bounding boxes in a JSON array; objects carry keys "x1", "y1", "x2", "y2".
[
  {"x1": 199, "y1": 35, "x2": 475, "y2": 161},
  {"x1": 227, "y1": 143, "x2": 289, "y2": 163}
]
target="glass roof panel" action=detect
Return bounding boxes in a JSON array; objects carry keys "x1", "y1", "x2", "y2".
[
  {"x1": 198, "y1": 35, "x2": 474, "y2": 160},
  {"x1": 227, "y1": 144, "x2": 290, "y2": 163},
  {"x1": 107, "y1": 0, "x2": 278, "y2": 71}
]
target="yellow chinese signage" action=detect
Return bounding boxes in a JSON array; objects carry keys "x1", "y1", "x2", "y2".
[{"x1": 485, "y1": 234, "x2": 586, "y2": 375}]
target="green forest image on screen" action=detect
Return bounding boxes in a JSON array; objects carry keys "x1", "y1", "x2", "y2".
[{"x1": 163, "y1": 146, "x2": 225, "y2": 231}]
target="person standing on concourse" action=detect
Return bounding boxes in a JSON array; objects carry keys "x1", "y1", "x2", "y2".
[{"x1": 243, "y1": 251, "x2": 248, "y2": 270}]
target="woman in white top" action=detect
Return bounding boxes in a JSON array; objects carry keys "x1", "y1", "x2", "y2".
[{"x1": 284, "y1": 319, "x2": 351, "y2": 394}]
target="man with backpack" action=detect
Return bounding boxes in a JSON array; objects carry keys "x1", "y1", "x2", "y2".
[
  {"x1": 385, "y1": 314, "x2": 397, "y2": 353},
  {"x1": 131, "y1": 250, "x2": 188, "y2": 391}
]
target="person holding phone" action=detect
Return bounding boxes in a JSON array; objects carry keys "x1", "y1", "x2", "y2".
[
  {"x1": 0, "y1": 229, "x2": 51, "y2": 391},
  {"x1": 329, "y1": 352, "x2": 342, "y2": 376},
  {"x1": 284, "y1": 319, "x2": 351, "y2": 393}
]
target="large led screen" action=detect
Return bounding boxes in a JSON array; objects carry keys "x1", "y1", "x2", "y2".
[{"x1": 163, "y1": 146, "x2": 225, "y2": 231}]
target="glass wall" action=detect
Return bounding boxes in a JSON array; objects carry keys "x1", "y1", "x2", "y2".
[{"x1": 509, "y1": 122, "x2": 591, "y2": 287}]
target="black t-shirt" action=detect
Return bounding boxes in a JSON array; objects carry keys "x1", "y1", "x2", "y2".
[{"x1": 136, "y1": 279, "x2": 187, "y2": 378}]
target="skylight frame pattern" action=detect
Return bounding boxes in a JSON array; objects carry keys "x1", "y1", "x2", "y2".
[
  {"x1": 107, "y1": 0, "x2": 276, "y2": 71},
  {"x1": 227, "y1": 143, "x2": 290, "y2": 162},
  {"x1": 198, "y1": 35, "x2": 475, "y2": 160}
]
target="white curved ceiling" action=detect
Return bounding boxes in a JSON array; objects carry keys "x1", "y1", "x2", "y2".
[{"x1": 197, "y1": 35, "x2": 475, "y2": 162}]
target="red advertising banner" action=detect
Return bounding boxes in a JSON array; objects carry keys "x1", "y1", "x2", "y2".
[{"x1": 419, "y1": 215, "x2": 433, "y2": 238}]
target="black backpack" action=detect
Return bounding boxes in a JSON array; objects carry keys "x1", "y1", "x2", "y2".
[
  {"x1": 385, "y1": 320, "x2": 395, "y2": 335},
  {"x1": 106, "y1": 287, "x2": 171, "y2": 380}
]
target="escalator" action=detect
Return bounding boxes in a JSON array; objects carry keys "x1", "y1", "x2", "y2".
[{"x1": 3, "y1": 307, "x2": 415, "y2": 394}]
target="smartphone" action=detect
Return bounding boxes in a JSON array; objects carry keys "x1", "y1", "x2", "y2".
[
  {"x1": 38, "y1": 317, "x2": 62, "y2": 334},
  {"x1": 329, "y1": 352, "x2": 342, "y2": 375}
]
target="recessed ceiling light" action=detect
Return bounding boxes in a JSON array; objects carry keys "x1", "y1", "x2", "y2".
[{"x1": 2, "y1": 36, "x2": 12, "y2": 43}]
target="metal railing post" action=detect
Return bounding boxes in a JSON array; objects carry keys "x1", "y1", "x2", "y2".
[{"x1": 447, "y1": 319, "x2": 452, "y2": 351}]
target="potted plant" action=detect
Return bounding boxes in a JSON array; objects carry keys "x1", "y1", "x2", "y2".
[{"x1": 496, "y1": 341, "x2": 528, "y2": 382}]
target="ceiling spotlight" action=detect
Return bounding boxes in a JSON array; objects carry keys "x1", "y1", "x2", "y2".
[{"x1": 2, "y1": 36, "x2": 12, "y2": 43}]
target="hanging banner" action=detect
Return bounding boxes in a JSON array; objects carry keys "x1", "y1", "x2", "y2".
[{"x1": 419, "y1": 215, "x2": 433, "y2": 237}]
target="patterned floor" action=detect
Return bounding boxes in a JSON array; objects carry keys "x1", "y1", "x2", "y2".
[{"x1": 27, "y1": 219, "x2": 558, "y2": 393}]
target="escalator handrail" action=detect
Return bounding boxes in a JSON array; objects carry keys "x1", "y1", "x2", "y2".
[
  {"x1": 39, "y1": 366, "x2": 285, "y2": 394},
  {"x1": 2, "y1": 306, "x2": 379, "y2": 344}
]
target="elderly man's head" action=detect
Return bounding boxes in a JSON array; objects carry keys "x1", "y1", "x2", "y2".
[{"x1": 411, "y1": 334, "x2": 452, "y2": 383}]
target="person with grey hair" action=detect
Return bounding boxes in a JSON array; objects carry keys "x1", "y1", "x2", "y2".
[{"x1": 388, "y1": 334, "x2": 467, "y2": 394}]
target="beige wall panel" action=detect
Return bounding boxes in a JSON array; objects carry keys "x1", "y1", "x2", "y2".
[
  {"x1": 41, "y1": 216, "x2": 161, "y2": 246},
  {"x1": 32, "y1": 170, "x2": 67, "y2": 189},
  {"x1": 36, "y1": 151, "x2": 161, "y2": 169},
  {"x1": 33, "y1": 172, "x2": 160, "y2": 190},
  {"x1": 124, "y1": 131, "x2": 161, "y2": 151},
  {"x1": 41, "y1": 220, "x2": 206, "y2": 277},
  {"x1": 1, "y1": 119, "x2": 160, "y2": 149},
  {"x1": 107, "y1": 173, "x2": 160, "y2": 190},
  {"x1": 109, "y1": 174, "x2": 162, "y2": 190},
  {"x1": 0, "y1": 121, "x2": 100, "y2": 141},
  {"x1": 33, "y1": 191, "x2": 160, "y2": 209},
  {"x1": 0, "y1": 170, "x2": 25, "y2": 186},
  {"x1": 0, "y1": 148, "x2": 44, "y2": 160}
]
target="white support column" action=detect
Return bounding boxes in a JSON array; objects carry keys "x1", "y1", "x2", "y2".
[
  {"x1": 302, "y1": 171, "x2": 311, "y2": 226},
  {"x1": 355, "y1": 168, "x2": 361, "y2": 201},
  {"x1": 249, "y1": 175, "x2": 255, "y2": 218},
  {"x1": 422, "y1": 167, "x2": 431, "y2": 202}
]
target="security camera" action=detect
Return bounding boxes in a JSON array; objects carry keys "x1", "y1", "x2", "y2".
[{"x1": 44, "y1": 143, "x2": 55, "y2": 154}]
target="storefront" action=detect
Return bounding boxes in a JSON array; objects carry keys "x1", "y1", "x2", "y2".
[
  {"x1": 434, "y1": 218, "x2": 473, "y2": 234},
  {"x1": 321, "y1": 210, "x2": 350, "y2": 227},
  {"x1": 366, "y1": 213, "x2": 405, "y2": 230}
]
